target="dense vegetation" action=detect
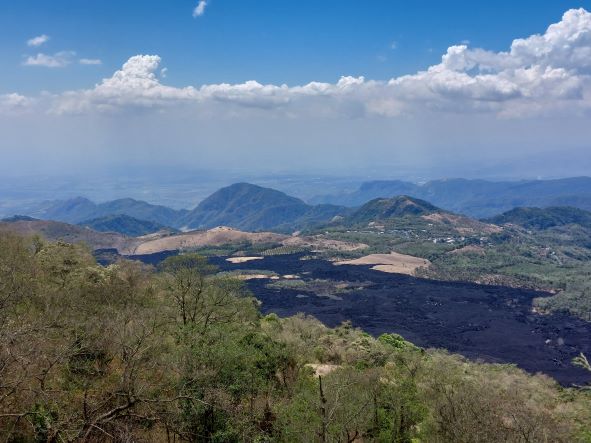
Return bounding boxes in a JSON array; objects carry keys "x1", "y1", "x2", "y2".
[
  {"x1": 1, "y1": 232, "x2": 590, "y2": 442},
  {"x1": 487, "y1": 206, "x2": 591, "y2": 230}
]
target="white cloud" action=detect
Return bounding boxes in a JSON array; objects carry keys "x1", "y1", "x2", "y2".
[
  {"x1": 0, "y1": 93, "x2": 34, "y2": 114},
  {"x1": 24, "y1": 51, "x2": 75, "y2": 68},
  {"x1": 8, "y1": 8, "x2": 591, "y2": 119},
  {"x1": 27, "y1": 34, "x2": 49, "y2": 47},
  {"x1": 54, "y1": 55, "x2": 199, "y2": 113},
  {"x1": 193, "y1": 0, "x2": 207, "y2": 17},
  {"x1": 79, "y1": 58, "x2": 102, "y2": 65}
]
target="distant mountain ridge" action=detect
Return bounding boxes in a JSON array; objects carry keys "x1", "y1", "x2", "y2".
[
  {"x1": 1, "y1": 215, "x2": 38, "y2": 222},
  {"x1": 487, "y1": 206, "x2": 591, "y2": 230},
  {"x1": 32, "y1": 197, "x2": 187, "y2": 227},
  {"x1": 21, "y1": 183, "x2": 348, "y2": 233},
  {"x1": 14, "y1": 177, "x2": 591, "y2": 233},
  {"x1": 78, "y1": 214, "x2": 174, "y2": 237},
  {"x1": 310, "y1": 177, "x2": 591, "y2": 218}
]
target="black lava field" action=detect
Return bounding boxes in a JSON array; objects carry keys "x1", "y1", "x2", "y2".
[{"x1": 131, "y1": 251, "x2": 591, "y2": 386}]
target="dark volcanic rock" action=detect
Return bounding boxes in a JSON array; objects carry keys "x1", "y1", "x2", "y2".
[{"x1": 122, "y1": 251, "x2": 591, "y2": 386}]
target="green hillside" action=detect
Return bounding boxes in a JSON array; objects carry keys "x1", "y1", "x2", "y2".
[
  {"x1": 78, "y1": 214, "x2": 174, "y2": 236},
  {"x1": 344, "y1": 195, "x2": 440, "y2": 225},
  {"x1": 487, "y1": 206, "x2": 591, "y2": 230},
  {"x1": 181, "y1": 183, "x2": 346, "y2": 232}
]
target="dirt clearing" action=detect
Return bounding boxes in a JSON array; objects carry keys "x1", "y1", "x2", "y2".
[
  {"x1": 335, "y1": 252, "x2": 430, "y2": 276},
  {"x1": 226, "y1": 256, "x2": 264, "y2": 264}
]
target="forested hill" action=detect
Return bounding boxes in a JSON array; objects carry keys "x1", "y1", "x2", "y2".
[
  {"x1": 341, "y1": 195, "x2": 439, "y2": 225},
  {"x1": 310, "y1": 177, "x2": 591, "y2": 217},
  {"x1": 487, "y1": 206, "x2": 591, "y2": 230},
  {"x1": 179, "y1": 183, "x2": 347, "y2": 231}
]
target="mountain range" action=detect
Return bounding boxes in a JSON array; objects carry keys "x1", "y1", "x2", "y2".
[
  {"x1": 30, "y1": 196, "x2": 187, "y2": 227},
  {"x1": 4, "y1": 191, "x2": 591, "y2": 258},
  {"x1": 23, "y1": 183, "x2": 348, "y2": 234},
  {"x1": 309, "y1": 177, "x2": 591, "y2": 218},
  {"x1": 11, "y1": 177, "x2": 591, "y2": 234}
]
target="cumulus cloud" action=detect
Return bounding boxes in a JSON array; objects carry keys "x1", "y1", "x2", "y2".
[
  {"x1": 27, "y1": 34, "x2": 49, "y2": 47},
  {"x1": 79, "y1": 58, "x2": 102, "y2": 65},
  {"x1": 13, "y1": 8, "x2": 591, "y2": 118},
  {"x1": 193, "y1": 0, "x2": 207, "y2": 17},
  {"x1": 24, "y1": 51, "x2": 75, "y2": 68},
  {"x1": 54, "y1": 55, "x2": 198, "y2": 113}
]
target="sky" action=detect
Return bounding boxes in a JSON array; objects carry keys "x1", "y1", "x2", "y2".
[{"x1": 1, "y1": 0, "x2": 591, "y2": 182}]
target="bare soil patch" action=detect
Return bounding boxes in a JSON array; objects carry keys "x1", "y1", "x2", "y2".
[
  {"x1": 335, "y1": 252, "x2": 430, "y2": 276},
  {"x1": 422, "y1": 213, "x2": 502, "y2": 235},
  {"x1": 226, "y1": 256, "x2": 264, "y2": 264},
  {"x1": 284, "y1": 235, "x2": 368, "y2": 252},
  {"x1": 127, "y1": 226, "x2": 286, "y2": 255},
  {"x1": 449, "y1": 245, "x2": 486, "y2": 255}
]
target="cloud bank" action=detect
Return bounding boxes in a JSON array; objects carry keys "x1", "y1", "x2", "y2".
[{"x1": 10, "y1": 8, "x2": 591, "y2": 120}]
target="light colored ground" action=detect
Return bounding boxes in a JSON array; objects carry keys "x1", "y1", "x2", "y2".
[
  {"x1": 305, "y1": 363, "x2": 340, "y2": 377},
  {"x1": 226, "y1": 256, "x2": 264, "y2": 263},
  {"x1": 4, "y1": 221, "x2": 371, "y2": 257},
  {"x1": 125, "y1": 226, "x2": 286, "y2": 255},
  {"x1": 284, "y1": 235, "x2": 368, "y2": 252},
  {"x1": 335, "y1": 252, "x2": 431, "y2": 276},
  {"x1": 449, "y1": 245, "x2": 486, "y2": 255},
  {"x1": 235, "y1": 274, "x2": 278, "y2": 281},
  {"x1": 422, "y1": 213, "x2": 502, "y2": 235}
]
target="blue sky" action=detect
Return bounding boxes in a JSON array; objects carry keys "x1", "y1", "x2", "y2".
[
  {"x1": 0, "y1": 1, "x2": 590, "y2": 182},
  {"x1": 1, "y1": 0, "x2": 587, "y2": 93}
]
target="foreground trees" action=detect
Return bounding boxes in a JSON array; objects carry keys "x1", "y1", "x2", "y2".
[{"x1": 0, "y1": 232, "x2": 590, "y2": 442}]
